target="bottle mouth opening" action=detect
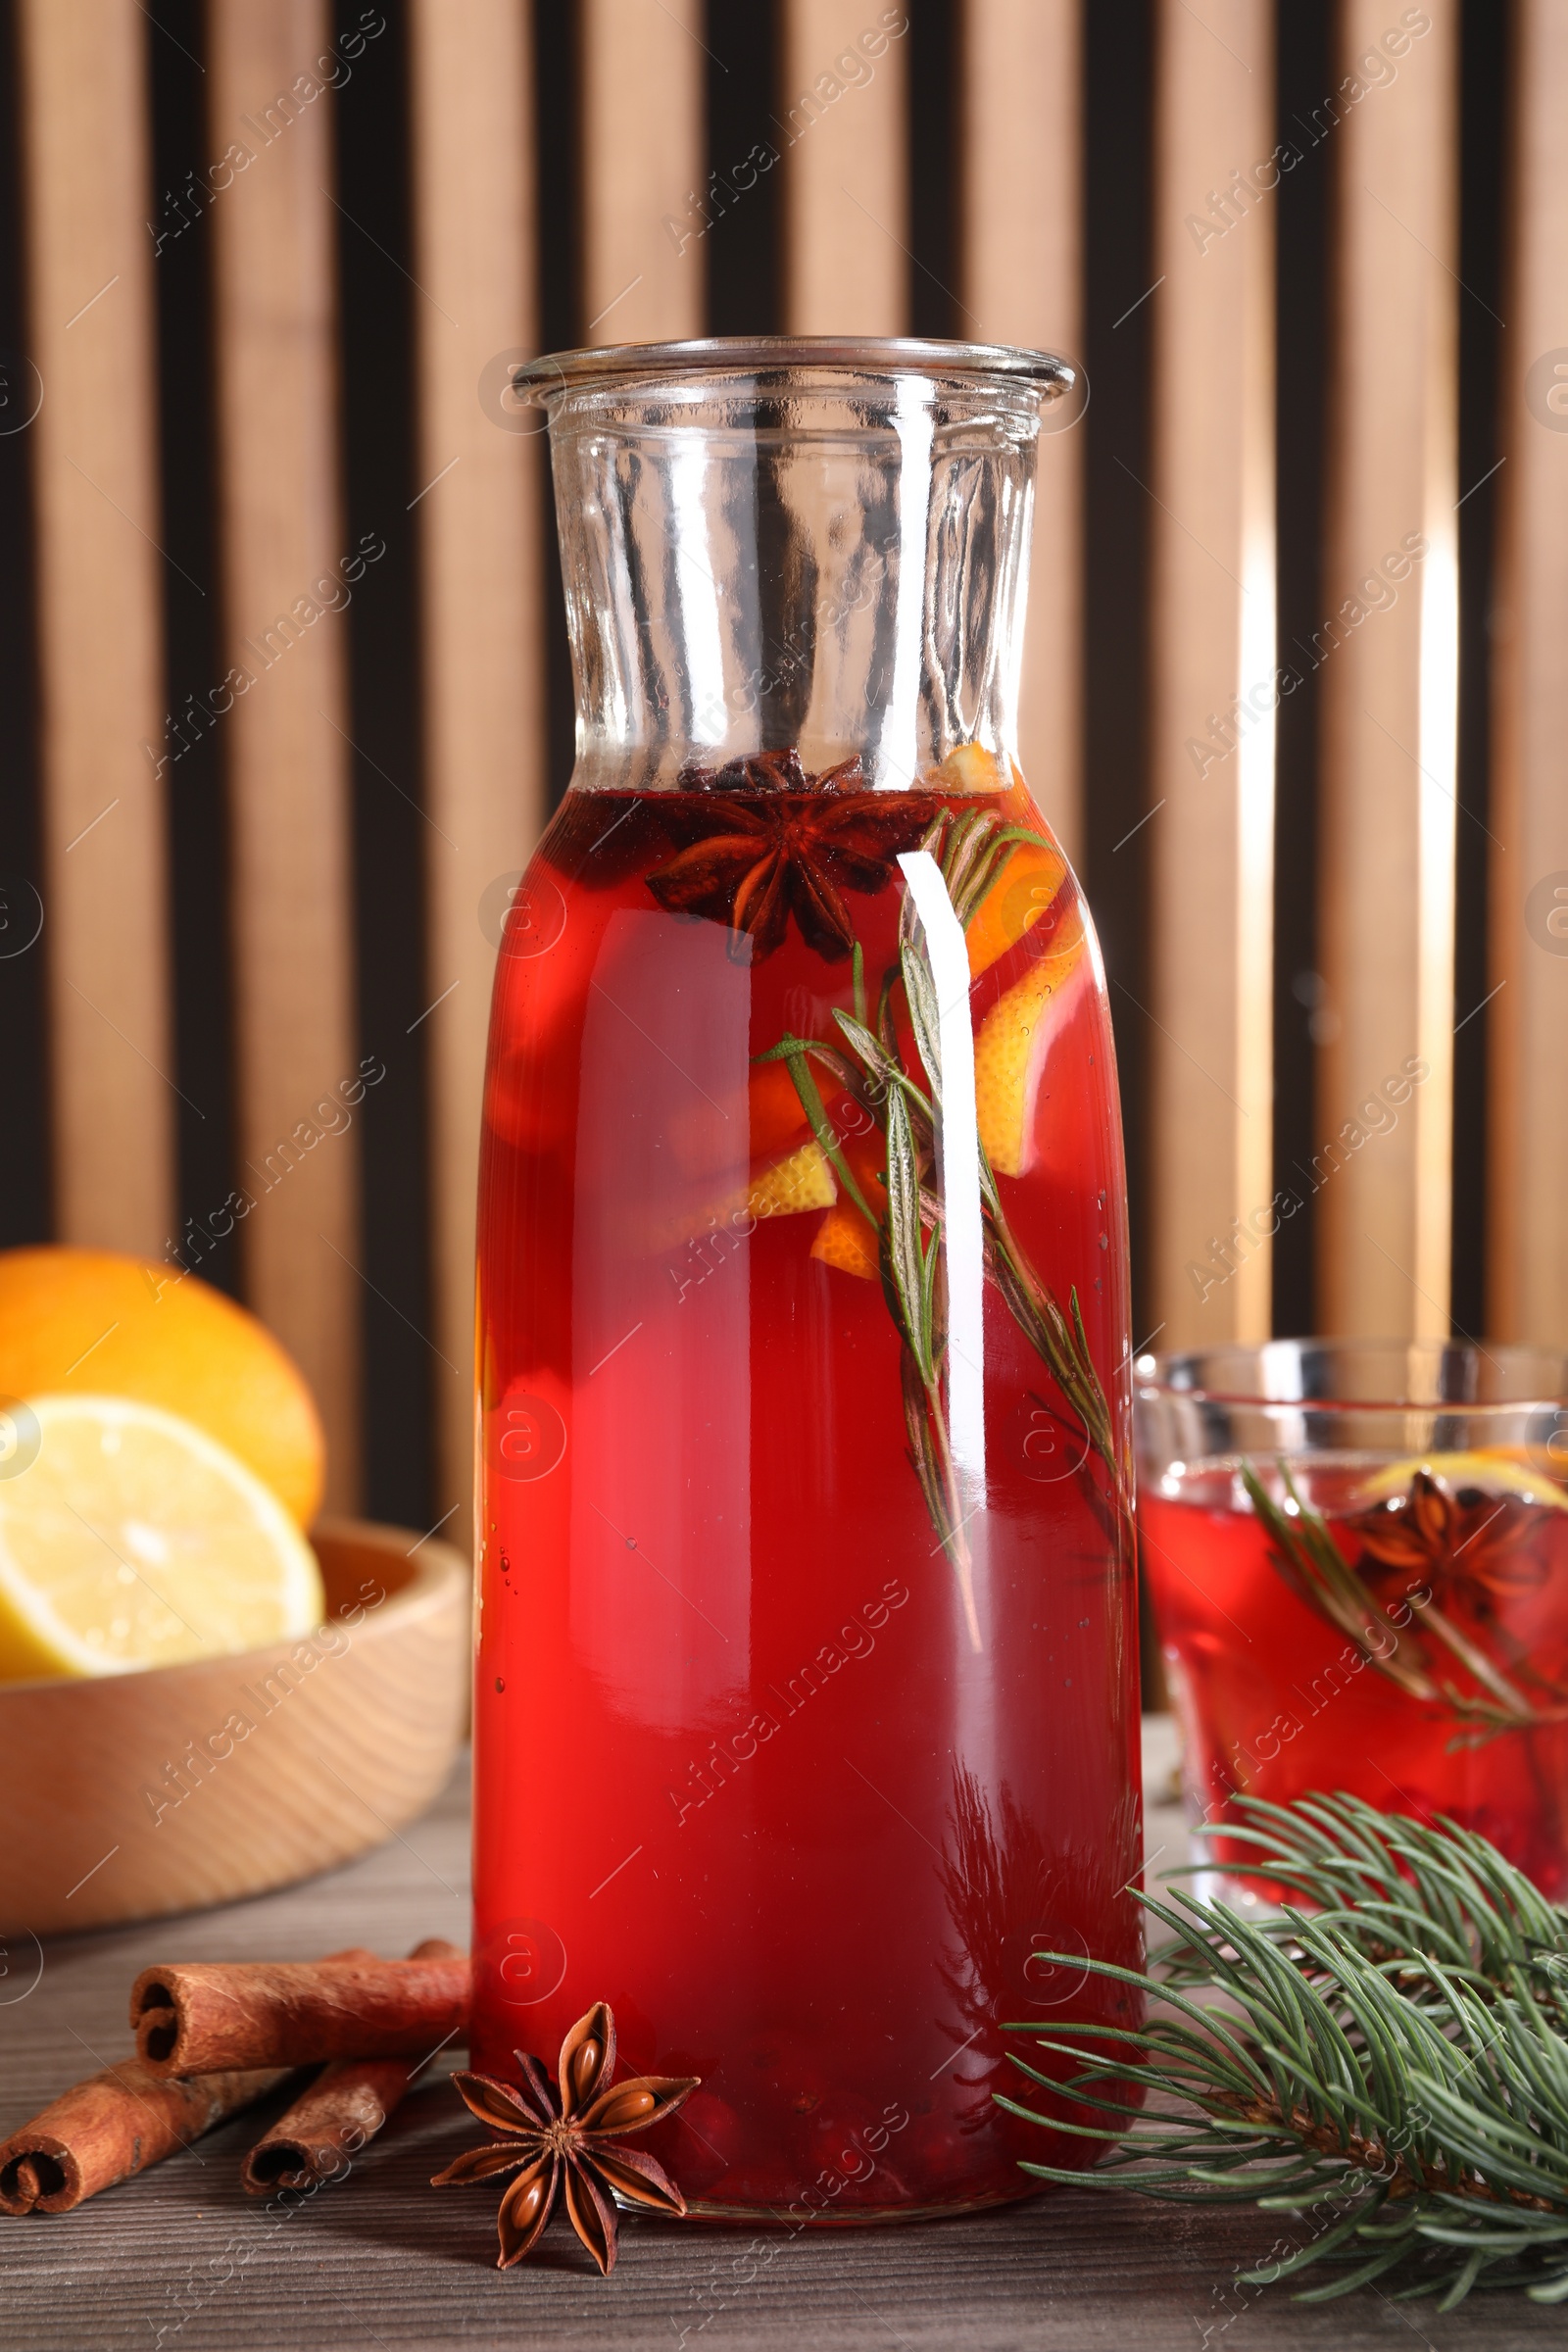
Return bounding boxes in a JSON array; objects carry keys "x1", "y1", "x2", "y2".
[{"x1": 512, "y1": 335, "x2": 1075, "y2": 408}]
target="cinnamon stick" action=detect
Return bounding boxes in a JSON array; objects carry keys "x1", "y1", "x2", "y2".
[
  {"x1": 239, "y1": 1938, "x2": 464, "y2": 2193},
  {"x1": 130, "y1": 1943, "x2": 470, "y2": 2076},
  {"x1": 0, "y1": 1945, "x2": 375, "y2": 2216},
  {"x1": 0, "y1": 2058, "x2": 286, "y2": 2214}
]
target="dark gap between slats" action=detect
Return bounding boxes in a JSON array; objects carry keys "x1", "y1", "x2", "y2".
[
  {"x1": 1451, "y1": 0, "x2": 1506, "y2": 1341},
  {"x1": 1270, "y1": 0, "x2": 1333, "y2": 1337},
  {"x1": 906, "y1": 0, "x2": 958, "y2": 337},
  {"x1": 705, "y1": 0, "x2": 780, "y2": 334},
  {"x1": 1081, "y1": 0, "x2": 1153, "y2": 1348},
  {"x1": 0, "y1": 0, "x2": 48, "y2": 1246},
  {"x1": 537, "y1": 0, "x2": 581, "y2": 809},
  {"x1": 1081, "y1": 0, "x2": 1156, "y2": 1705},
  {"x1": 332, "y1": 0, "x2": 433, "y2": 1528},
  {"x1": 145, "y1": 0, "x2": 235, "y2": 1292}
]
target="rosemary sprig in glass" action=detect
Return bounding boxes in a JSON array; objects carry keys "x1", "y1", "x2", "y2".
[
  {"x1": 1243, "y1": 1465, "x2": 1568, "y2": 1741},
  {"x1": 1004, "y1": 1790, "x2": 1568, "y2": 2309},
  {"x1": 757, "y1": 807, "x2": 1130, "y2": 1648}
]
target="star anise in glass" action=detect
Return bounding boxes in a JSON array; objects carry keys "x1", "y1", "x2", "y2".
[
  {"x1": 431, "y1": 2002, "x2": 698, "y2": 2275},
  {"x1": 647, "y1": 748, "x2": 938, "y2": 960},
  {"x1": 1343, "y1": 1468, "x2": 1561, "y2": 1616}
]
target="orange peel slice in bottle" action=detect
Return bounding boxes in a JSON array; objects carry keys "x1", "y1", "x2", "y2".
[
  {"x1": 973, "y1": 899, "x2": 1089, "y2": 1177},
  {"x1": 809, "y1": 1131, "x2": 888, "y2": 1282}
]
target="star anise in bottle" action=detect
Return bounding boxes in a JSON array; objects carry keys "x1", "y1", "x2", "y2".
[
  {"x1": 431, "y1": 2001, "x2": 699, "y2": 2275},
  {"x1": 1343, "y1": 1467, "x2": 1560, "y2": 1616},
  {"x1": 647, "y1": 748, "x2": 938, "y2": 961}
]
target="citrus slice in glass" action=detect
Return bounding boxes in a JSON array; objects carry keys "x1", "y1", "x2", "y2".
[
  {"x1": 0, "y1": 1394, "x2": 325, "y2": 1681},
  {"x1": 1356, "y1": 1450, "x2": 1568, "y2": 1512}
]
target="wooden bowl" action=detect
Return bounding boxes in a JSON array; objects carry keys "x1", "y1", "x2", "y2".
[{"x1": 0, "y1": 1519, "x2": 468, "y2": 1937}]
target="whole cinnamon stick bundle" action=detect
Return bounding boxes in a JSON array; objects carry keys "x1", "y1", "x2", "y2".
[
  {"x1": 0, "y1": 2058, "x2": 285, "y2": 2215},
  {"x1": 0, "y1": 1945, "x2": 373, "y2": 2217},
  {"x1": 240, "y1": 1937, "x2": 464, "y2": 2192}
]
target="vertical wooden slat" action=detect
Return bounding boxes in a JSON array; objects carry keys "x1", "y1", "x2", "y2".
[
  {"x1": 1317, "y1": 2, "x2": 1458, "y2": 1340},
  {"x1": 18, "y1": 1, "x2": 172, "y2": 1254},
  {"x1": 208, "y1": 5, "x2": 359, "y2": 1502},
  {"x1": 579, "y1": 0, "x2": 705, "y2": 344},
  {"x1": 1148, "y1": 0, "x2": 1276, "y2": 1347},
  {"x1": 960, "y1": 0, "x2": 1082, "y2": 865},
  {"x1": 781, "y1": 0, "x2": 907, "y2": 333},
  {"x1": 1489, "y1": 1, "x2": 1568, "y2": 1345},
  {"x1": 409, "y1": 0, "x2": 546, "y2": 1544}
]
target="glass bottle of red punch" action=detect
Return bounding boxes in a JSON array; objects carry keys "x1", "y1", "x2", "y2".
[{"x1": 471, "y1": 340, "x2": 1142, "y2": 2220}]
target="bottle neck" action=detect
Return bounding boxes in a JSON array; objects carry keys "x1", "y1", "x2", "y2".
[{"x1": 544, "y1": 373, "x2": 1041, "y2": 792}]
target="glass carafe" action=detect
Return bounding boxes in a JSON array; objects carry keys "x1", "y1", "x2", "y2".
[{"x1": 471, "y1": 338, "x2": 1142, "y2": 2221}]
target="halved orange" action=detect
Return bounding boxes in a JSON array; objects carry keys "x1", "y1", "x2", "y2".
[{"x1": 0, "y1": 1247, "x2": 324, "y2": 1525}]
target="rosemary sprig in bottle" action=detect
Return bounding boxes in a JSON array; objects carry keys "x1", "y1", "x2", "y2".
[
  {"x1": 758, "y1": 806, "x2": 1131, "y2": 1648},
  {"x1": 1004, "y1": 1790, "x2": 1568, "y2": 2309}
]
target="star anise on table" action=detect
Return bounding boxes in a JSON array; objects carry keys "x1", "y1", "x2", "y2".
[
  {"x1": 1343, "y1": 1468, "x2": 1561, "y2": 1614},
  {"x1": 646, "y1": 749, "x2": 939, "y2": 960},
  {"x1": 431, "y1": 2002, "x2": 698, "y2": 2275}
]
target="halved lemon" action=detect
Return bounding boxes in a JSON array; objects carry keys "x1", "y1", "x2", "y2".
[{"x1": 0, "y1": 1395, "x2": 324, "y2": 1682}]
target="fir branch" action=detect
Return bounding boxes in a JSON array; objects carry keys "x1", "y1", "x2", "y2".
[{"x1": 1004, "y1": 1791, "x2": 1568, "y2": 2307}]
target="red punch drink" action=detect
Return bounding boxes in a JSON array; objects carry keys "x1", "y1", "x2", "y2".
[
  {"x1": 470, "y1": 341, "x2": 1142, "y2": 2221},
  {"x1": 1143, "y1": 1449, "x2": 1568, "y2": 1898},
  {"x1": 1139, "y1": 1345, "x2": 1568, "y2": 1902},
  {"x1": 472, "y1": 766, "x2": 1141, "y2": 2215}
]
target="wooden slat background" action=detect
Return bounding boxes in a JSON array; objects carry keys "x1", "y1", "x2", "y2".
[
  {"x1": 208, "y1": 0, "x2": 362, "y2": 1501},
  {"x1": 1, "y1": 0, "x2": 1551, "y2": 1544},
  {"x1": 1316, "y1": 0, "x2": 1458, "y2": 1343},
  {"x1": 960, "y1": 0, "x2": 1082, "y2": 867},
  {"x1": 580, "y1": 0, "x2": 704, "y2": 344},
  {"x1": 1491, "y1": 0, "x2": 1568, "y2": 1350},
  {"x1": 1148, "y1": 0, "x2": 1276, "y2": 1350},
  {"x1": 783, "y1": 0, "x2": 907, "y2": 335},
  {"x1": 17, "y1": 0, "x2": 172, "y2": 1258},
  {"x1": 409, "y1": 0, "x2": 546, "y2": 1548}
]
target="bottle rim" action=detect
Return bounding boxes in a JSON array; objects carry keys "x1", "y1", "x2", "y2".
[
  {"x1": 1137, "y1": 1336, "x2": 1568, "y2": 1414},
  {"x1": 511, "y1": 334, "x2": 1074, "y2": 406}
]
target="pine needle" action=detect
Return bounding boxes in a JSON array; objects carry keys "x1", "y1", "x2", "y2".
[{"x1": 1004, "y1": 1791, "x2": 1568, "y2": 2305}]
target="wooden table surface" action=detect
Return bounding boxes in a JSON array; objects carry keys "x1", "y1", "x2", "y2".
[{"x1": 1, "y1": 1728, "x2": 1554, "y2": 2350}]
